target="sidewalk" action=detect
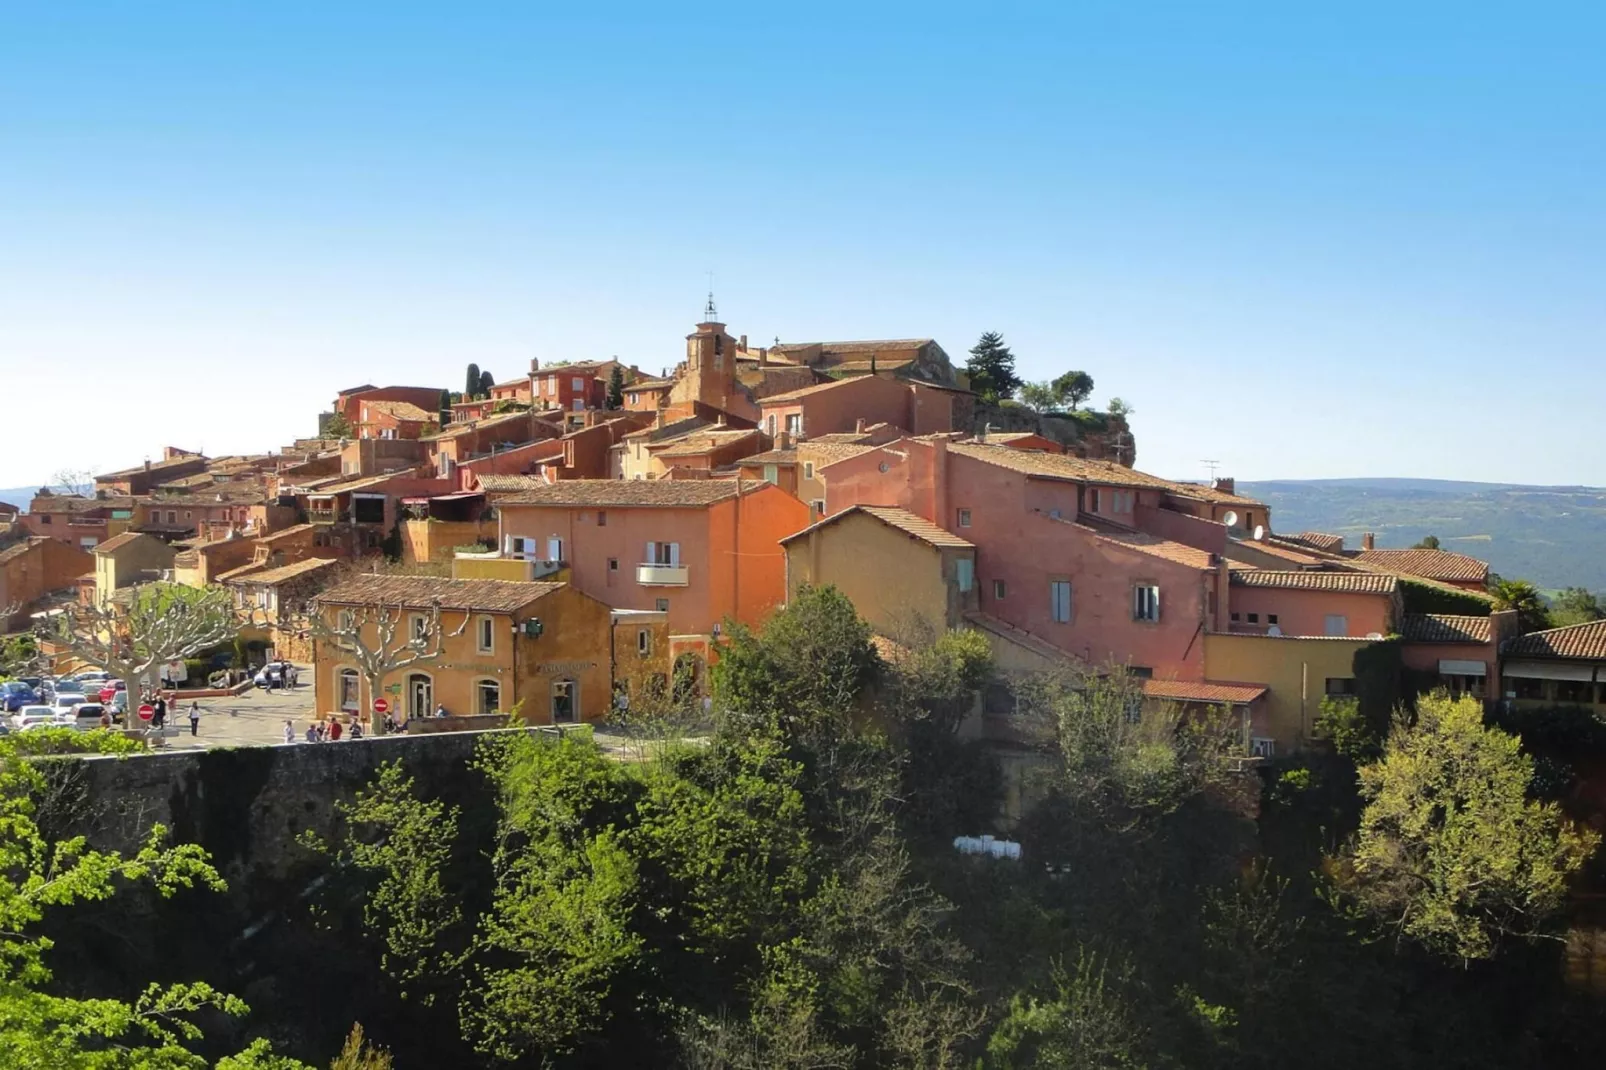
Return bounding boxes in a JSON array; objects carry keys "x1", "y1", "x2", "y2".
[{"x1": 151, "y1": 666, "x2": 317, "y2": 750}]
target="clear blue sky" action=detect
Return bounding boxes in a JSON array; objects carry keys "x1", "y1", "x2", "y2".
[{"x1": 1, "y1": 2, "x2": 1601, "y2": 488}]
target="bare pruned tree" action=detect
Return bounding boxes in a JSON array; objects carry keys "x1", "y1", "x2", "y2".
[
  {"x1": 303, "y1": 597, "x2": 467, "y2": 732},
  {"x1": 38, "y1": 583, "x2": 237, "y2": 714},
  {"x1": 49, "y1": 468, "x2": 97, "y2": 498}
]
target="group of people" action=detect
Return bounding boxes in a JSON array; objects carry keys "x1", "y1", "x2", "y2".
[
  {"x1": 285, "y1": 715, "x2": 364, "y2": 744},
  {"x1": 138, "y1": 691, "x2": 203, "y2": 736}
]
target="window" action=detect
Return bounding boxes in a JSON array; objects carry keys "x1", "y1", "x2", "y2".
[
  {"x1": 39, "y1": 515, "x2": 50, "y2": 524},
  {"x1": 410, "y1": 614, "x2": 429, "y2": 643},
  {"x1": 338, "y1": 669, "x2": 360, "y2": 712},
  {"x1": 1113, "y1": 491, "x2": 1134, "y2": 512},
  {"x1": 337, "y1": 609, "x2": 354, "y2": 631},
  {"x1": 545, "y1": 375, "x2": 556, "y2": 392},
  {"x1": 955, "y1": 557, "x2": 975, "y2": 592},
  {"x1": 476, "y1": 616, "x2": 494, "y2": 654},
  {"x1": 166, "y1": 511, "x2": 177, "y2": 524},
  {"x1": 571, "y1": 376, "x2": 585, "y2": 391},
  {"x1": 572, "y1": 398, "x2": 584, "y2": 412},
  {"x1": 596, "y1": 510, "x2": 607, "y2": 527},
  {"x1": 1127, "y1": 666, "x2": 1154, "y2": 679},
  {"x1": 184, "y1": 510, "x2": 193, "y2": 521},
  {"x1": 993, "y1": 579, "x2": 1007, "y2": 600},
  {"x1": 1133, "y1": 585, "x2": 1160, "y2": 622},
  {"x1": 803, "y1": 462, "x2": 814, "y2": 479},
  {"x1": 785, "y1": 413, "x2": 802, "y2": 436},
  {"x1": 763, "y1": 464, "x2": 779, "y2": 484},
  {"x1": 629, "y1": 392, "x2": 639, "y2": 405},
  {"x1": 1246, "y1": 613, "x2": 1259, "y2": 624},
  {"x1": 1555, "y1": 680, "x2": 1594, "y2": 704},
  {"x1": 637, "y1": 628, "x2": 652, "y2": 656},
  {"x1": 1325, "y1": 677, "x2": 1357, "y2": 696},
  {"x1": 766, "y1": 414, "x2": 776, "y2": 436},
  {"x1": 1267, "y1": 614, "x2": 1278, "y2": 625},
  {"x1": 656, "y1": 597, "x2": 670, "y2": 612},
  {"x1": 1088, "y1": 488, "x2": 1101, "y2": 513},
  {"x1": 647, "y1": 542, "x2": 680, "y2": 566},
  {"x1": 1511, "y1": 677, "x2": 1545, "y2": 700},
  {"x1": 1050, "y1": 581, "x2": 1072, "y2": 623},
  {"x1": 1323, "y1": 614, "x2": 1348, "y2": 637},
  {"x1": 476, "y1": 679, "x2": 500, "y2": 715},
  {"x1": 547, "y1": 536, "x2": 563, "y2": 561},
  {"x1": 957, "y1": 508, "x2": 972, "y2": 528},
  {"x1": 1251, "y1": 737, "x2": 1277, "y2": 759},
  {"x1": 608, "y1": 557, "x2": 619, "y2": 572},
  {"x1": 811, "y1": 499, "x2": 825, "y2": 517},
  {"x1": 1230, "y1": 612, "x2": 1241, "y2": 622}
]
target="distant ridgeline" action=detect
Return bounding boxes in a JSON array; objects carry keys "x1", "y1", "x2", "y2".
[{"x1": 1241, "y1": 478, "x2": 1606, "y2": 592}]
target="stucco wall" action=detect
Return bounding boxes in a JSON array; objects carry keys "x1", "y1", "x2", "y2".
[
  {"x1": 1203, "y1": 633, "x2": 1375, "y2": 753},
  {"x1": 1228, "y1": 586, "x2": 1393, "y2": 639},
  {"x1": 784, "y1": 510, "x2": 961, "y2": 638}
]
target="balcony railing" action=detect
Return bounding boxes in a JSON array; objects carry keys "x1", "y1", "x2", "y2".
[
  {"x1": 308, "y1": 508, "x2": 349, "y2": 524},
  {"x1": 636, "y1": 563, "x2": 690, "y2": 586}
]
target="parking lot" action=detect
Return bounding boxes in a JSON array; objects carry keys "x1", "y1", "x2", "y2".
[{"x1": 140, "y1": 667, "x2": 318, "y2": 750}]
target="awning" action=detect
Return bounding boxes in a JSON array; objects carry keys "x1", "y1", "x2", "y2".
[
  {"x1": 1503, "y1": 659, "x2": 1599, "y2": 683},
  {"x1": 1438, "y1": 659, "x2": 1488, "y2": 676}
]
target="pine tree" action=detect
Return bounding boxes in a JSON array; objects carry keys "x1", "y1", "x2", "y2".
[
  {"x1": 606, "y1": 366, "x2": 625, "y2": 410},
  {"x1": 479, "y1": 370, "x2": 495, "y2": 396},
  {"x1": 465, "y1": 363, "x2": 481, "y2": 399},
  {"x1": 966, "y1": 332, "x2": 1021, "y2": 403},
  {"x1": 438, "y1": 389, "x2": 452, "y2": 429}
]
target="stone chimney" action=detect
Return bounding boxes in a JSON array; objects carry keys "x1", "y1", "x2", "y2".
[
  {"x1": 855, "y1": 418, "x2": 866, "y2": 434},
  {"x1": 739, "y1": 334, "x2": 747, "y2": 352},
  {"x1": 143, "y1": 459, "x2": 151, "y2": 471},
  {"x1": 758, "y1": 347, "x2": 768, "y2": 368},
  {"x1": 654, "y1": 410, "x2": 666, "y2": 430},
  {"x1": 1362, "y1": 532, "x2": 1376, "y2": 551},
  {"x1": 1211, "y1": 476, "x2": 1235, "y2": 495},
  {"x1": 530, "y1": 357, "x2": 540, "y2": 373},
  {"x1": 930, "y1": 437, "x2": 949, "y2": 526},
  {"x1": 777, "y1": 430, "x2": 792, "y2": 450}
]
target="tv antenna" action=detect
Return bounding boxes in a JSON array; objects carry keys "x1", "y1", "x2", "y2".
[{"x1": 1201, "y1": 459, "x2": 1221, "y2": 480}]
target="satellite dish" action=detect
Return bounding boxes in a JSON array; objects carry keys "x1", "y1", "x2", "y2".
[
  {"x1": 1267, "y1": 624, "x2": 1282, "y2": 636},
  {"x1": 1222, "y1": 510, "x2": 1239, "y2": 529},
  {"x1": 1252, "y1": 525, "x2": 1266, "y2": 541}
]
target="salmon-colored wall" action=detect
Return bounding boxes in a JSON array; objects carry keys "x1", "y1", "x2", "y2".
[
  {"x1": 1134, "y1": 504, "x2": 1228, "y2": 556},
  {"x1": 337, "y1": 387, "x2": 443, "y2": 423},
  {"x1": 1400, "y1": 640, "x2": 1501, "y2": 699},
  {"x1": 1227, "y1": 587, "x2": 1393, "y2": 639},
  {"x1": 710, "y1": 485, "x2": 813, "y2": 630},
  {"x1": 460, "y1": 440, "x2": 565, "y2": 489},
  {"x1": 760, "y1": 376, "x2": 957, "y2": 440}
]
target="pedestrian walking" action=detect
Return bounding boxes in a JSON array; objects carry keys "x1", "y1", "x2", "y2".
[
  {"x1": 283, "y1": 719, "x2": 295, "y2": 745},
  {"x1": 349, "y1": 719, "x2": 363, "y2": 740},
  {"x1": 153, "y1": 696, "x2": 167, "y2": 729},
  {"x1": 329, "y1": 719, "x2": 343, "y2": 742},
  {"x1": 188, "y1": 702, "x2": 200, "y2": 737}
]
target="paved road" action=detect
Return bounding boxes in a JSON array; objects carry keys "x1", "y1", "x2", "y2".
[{"x1": 144, "y1": 671, "x2": 317, "y2": 751}]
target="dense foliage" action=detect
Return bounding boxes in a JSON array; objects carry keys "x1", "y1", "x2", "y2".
[{"x1": 24, "y1": 585, "x2": 1606, "y2": 1067}]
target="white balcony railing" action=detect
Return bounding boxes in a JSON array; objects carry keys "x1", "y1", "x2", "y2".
[{"x1": 636, "y1": 563, "x2": 690, "y2": 586}]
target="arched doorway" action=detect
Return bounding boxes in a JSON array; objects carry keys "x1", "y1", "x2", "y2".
[{"x1": 407, "y1": 673, "x2": 433, "y2": 719}]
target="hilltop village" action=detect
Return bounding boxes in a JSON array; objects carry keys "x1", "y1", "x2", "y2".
[{"x1": 2, "y1": 306, "x2": 1602, "y2": 753}]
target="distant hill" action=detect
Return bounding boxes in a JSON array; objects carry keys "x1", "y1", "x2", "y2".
[{"x1": 1241, "y1": 478, "x2": 1606, "y2": 593}]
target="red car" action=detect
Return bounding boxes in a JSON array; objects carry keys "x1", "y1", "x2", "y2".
[{"x1": 98, "y1": 680, "x2": 127, "y2": 704}]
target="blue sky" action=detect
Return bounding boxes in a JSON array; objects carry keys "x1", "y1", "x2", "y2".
[{"x1": 1, "y1": 2, "x2": 1601, "y2": 488}]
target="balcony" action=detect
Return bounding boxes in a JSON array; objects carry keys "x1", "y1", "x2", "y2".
[
  {"x1": 636, "y1": 563, "x2": 690, "y2": 586},
  {"x1": 308, "y1": 507, "x2": 349, "y2": 524}
]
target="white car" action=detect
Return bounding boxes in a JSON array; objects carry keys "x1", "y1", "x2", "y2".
[
  {"x1": 53, "y1": 694, "x2": 90, "y2": 713},
  {"x1": 66, "y1": 704, "x2": 109, "y2": 730},
  {"x1": 11, "y1": 706, "x2": 59, "y2": 731}
]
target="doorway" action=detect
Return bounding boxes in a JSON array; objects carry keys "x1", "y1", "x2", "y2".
[
  {"x1": 551, "y1": 679, "x2": 578, "y2": 724},
  {"x1": 407, "y1": 673, "x2": 433, "y2": 719}
]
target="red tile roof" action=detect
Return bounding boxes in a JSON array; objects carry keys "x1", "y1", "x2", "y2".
[
  {"x1": 91, "y1": 531, "x2": 154, "y2": 555},
  {"x1": 1399, "y1": 613, "x2": 1493, "y2": 644},
  {"x1": 1143, "y1": 679, "x2": 1267, "y2": 705},
  {"x1": 1229, "y1": 570, "x2": 1397, "y2": 594},
  {"x1": 1295, "y1": 531, "x2": 1345, "y2": 553},
  {"x1": 780, "y1": 505, "x2": 974, "y2": 550},
  {"x1": 315, "y1": 576, "x2": 564, "y2": 613},
  {"x1": 949, "y1": 442, "x2": 1178, "y2": 492},
  {"x1": 1353, "y1": 548, "x2": 1489, "y2": 583},
  {"x1": 1502, "y1": 621, "x2": 1606, "y2": 660},
  {"x1": 1051, "y1": 514, "x2": 1216, "y2": 570},
  {"x1": 497, "y1": 479, "x2": 757, "y2": 508}
]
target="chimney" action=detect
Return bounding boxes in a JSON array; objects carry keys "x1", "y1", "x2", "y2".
[
  {"x1": 739, "y1": 334, "x2": 747, "y2": 352},
  {"x1": 654, "y1": 410, "x2": 666, "y2": 430},
  {"x1": 930, "y1": 437, "x2": 948, "y2": 526},
  {"x1": 144, "y1": 459, "x2": 151, "y2": 471},
  {"x1": 1211, "y1": 476, "x2": 1236, "y2": 495},
  {"x1": 855, "y1": 417, "x2": 866, "y2": 434},
  {"x1": 530, "y1": 357, "x2": 540, "y2": 373},
  {"x1": 777, "y1": 430, "x2": 792, "y2": 450},
  {"x1": 758, "y1": 347, "x2": 768, "y2": 368},
  {"x1": 1362, "y1": 532, "x2": 1376, "y2": 551}
]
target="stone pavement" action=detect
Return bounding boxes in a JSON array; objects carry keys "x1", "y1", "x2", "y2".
[{"x1": 144, "y1": 667, "x2": 317, "y2": 751}]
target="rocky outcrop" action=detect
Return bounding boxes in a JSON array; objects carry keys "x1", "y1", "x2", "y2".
[{"x1": 969, "y1": 404, "x2": 1137, "y2": 467}]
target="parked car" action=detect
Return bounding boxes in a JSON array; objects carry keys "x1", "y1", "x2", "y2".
[
  {"x1": 67, "y1": 703, "x2": 109, "y2": 730},
  {"x1": 98, "y1": 680, "x2": 127, "y2": 703},
  {"x1": 11, "y1": 706, "x2": 58, "y2": 731},
  {"x1": 253, "y1": 662, "x2": 291, "y2": 688},
  {"x1": 107, "y1": 692, "x2": 128, "y2": 724},
  {"x1": 53, "y1": 694, "x2": 89, "y2": 714},
  {"x1": 1, "y1": 681, "x2": 38, "y2": 712},
  {"x1": 74, "y1": 670, "x2": 113, "y2": 684},
  {"x1": 17, "y1": 676, "x2": 44, "y2": 693},
  {"x1": 51, "y1": 678, "x2": 84, "y2": 696}
]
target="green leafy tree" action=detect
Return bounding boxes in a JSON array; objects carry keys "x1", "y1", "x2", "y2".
[
  {"x1": 1052, "y1": 370, "x2": 1095, "y2": 411},
  {"x1": 1411, "y1": 534, "x2": 1441, "y2": 549},
  {"x1": 1489, "y1": 577, "x2": 1551, "y2": 633},
  {"x1": 606, "y1": 365, "x2": 626, "y2": 410},
  {"x1": 965, "y1": 332, "x2": 1021, "y2": 404},
  {"x1": 1018, "y1": 382, "x2": 1059, "y2": 414},
  {"x1": 1336, "y1": 693, "x2": 1599, "y2": 961},
  {"x1": 1549, "y1": 586, "x2": 1604, "y2": 627},
  {"x1": 464, "y1": 362, "x2": 480, "y2": 399},
  {"x1": 1106, "y1": 398, "x2": 1133, "y2": 418},
  {"x1": 985, "y1": 951, "x2": 1150, "y2": 1069},
  {"x1": 322, "y1": 411, "x2": 353, "y2": 439}
]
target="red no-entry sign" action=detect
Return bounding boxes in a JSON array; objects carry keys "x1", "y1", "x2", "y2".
[
  {"x1": 137, "y1": 704, "x2": 155, "y2": 722},
  {"x1": 372, "y1": 698, "x2": 390, "y2": 714}
]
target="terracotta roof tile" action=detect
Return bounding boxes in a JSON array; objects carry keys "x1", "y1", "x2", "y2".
[
  {"x1": 361, "y1": 401, "x2": 434, "y2": 422},
  {"x1": 259, "y1": 523, "x2": 317, "y2": 544},
  {"x1": 477, "y1": 475, "x2": 550, "y2": 492},
  {"x1": 0, "y1": 537, "x2": 49, "y2": 565},
  {"x1": 1163, "y1": 482, "x2": 1267, "y2": 508},
  {"x1": 91, "y1": 531, "x2": 153, "y2": 555},
  {"x1": 759, "y1": 376, "x2": 874, "y2": 404},
  {"x1": 1502, "y1": 620, "x2": 1606, "y2": 660},
  {"x1": 225, "y1": 557, "x2": 340, "y2": 587},
  {"x1": 1295, "y1": 531, "x2": 1346, "y2": 553},
  {"x1": 740, "y1": 449, "x2": 799, "y2": 466},
  {"x1": 1051, "y1": 514, "x2": 1216, "y2": 570},
  {"x1": 1354, "y1": 548, "x2": 1489, "y2": 583},
  {"x1": 497, "y1": 479, "x2": 754, "y2": 508},
  {"x1": 1399, "y1": 613, "x2": 1493, "y2": 644},
  {"x1": 948, "y1": 442, "x2": 1177, "y2": 492},
  {"x1": 315, "y1": 575, "x2": 565, "y2": 613},
  {"x1": 1230, "y1": 570, "x2": 1397, "y2": 594},
  {"x1": 963, "y1": 611, "x2": 1077, "y2": 664},
  {"x1": 431, "y1": 409, "x2": 534, "y2": 440},
  {"x1": 652, "y1": 429, "x2": 762, "y2": 458},
  {"x1": 802, "y1": 442, "x2": 878, "y2": 464},
  {"x1": 770, "y1": 338, "x2": 934, "y2": 355},
  {"x1": 1144, "y1": 679, "x2": 1267, "y2": 705},
  {"x1": 780, "y1": 505, "x2": 973, "y2": 550}
]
